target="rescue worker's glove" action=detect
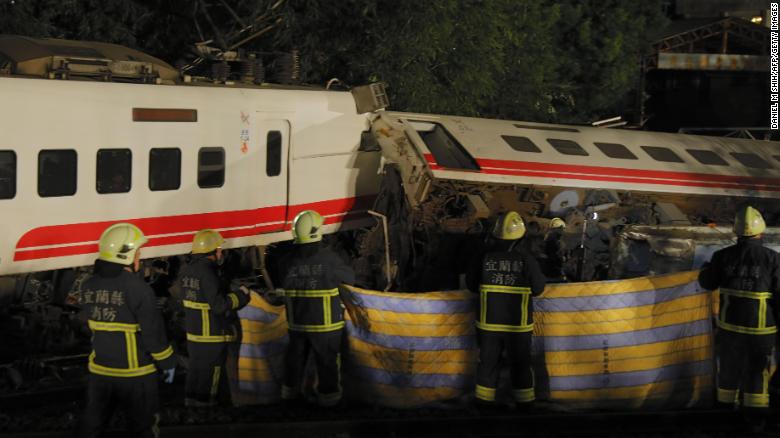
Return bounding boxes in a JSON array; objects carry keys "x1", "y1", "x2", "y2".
[
  {"x1": 163, "y1": 367, "x2": 175, "y2": 384},
  {"x1": 230, "y1": 279, "x2": 247, "y2": 292},
  {"x1": 264, "y1": 288, "x2": 285, "y2": 306},
  {"x1": 339, "y1": 285, "x2": 371, "y2": 331}
]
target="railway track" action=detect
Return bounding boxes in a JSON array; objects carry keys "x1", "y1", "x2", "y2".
[{"x1": 0, "y1": 405, "x2": 772, "y2": 438}]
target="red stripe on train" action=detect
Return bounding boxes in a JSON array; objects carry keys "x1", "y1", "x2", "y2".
[
  {"x1": 14, "y1": 196, "x2": 375, "y2": 261},
  {"x1": 423, "y1": 154, "x2": 780, "y2": 190}
]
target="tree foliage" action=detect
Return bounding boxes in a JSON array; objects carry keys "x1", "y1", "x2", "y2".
[{"x1": 0, "y1": 0, "x2": 667, "y2": 124}]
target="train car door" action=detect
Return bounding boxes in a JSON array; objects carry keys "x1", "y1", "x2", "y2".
[{"x1": 256, "y1": 119, "x2": 290, "y2": 233}]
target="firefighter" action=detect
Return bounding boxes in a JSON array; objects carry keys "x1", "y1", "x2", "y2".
[
  {"x1": 468, "y1": 211, "x2": 546, "y2": 407},
  {"x1": 278, "y1": 210, "x2": 355, "y2": 407},
  {"x1": 180, "y1": 229, "x2": 250, "y2": 407},
  {"x1": 543, "y1": 217, "x2": 567, "y2": 282},
  {"x1": 699, "y1": 206, "x2": 780, "y2": 426},
  {"x1": 79, "y1": 223, "x2": 176, "y2": 438}
]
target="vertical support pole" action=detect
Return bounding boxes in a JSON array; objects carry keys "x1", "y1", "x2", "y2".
[
  {"x1": 256, "y1": 245, "x2": 274, "y2": 291},
  {"x1": 368, "y1": 210, "x2": 393, "y2": 291}
]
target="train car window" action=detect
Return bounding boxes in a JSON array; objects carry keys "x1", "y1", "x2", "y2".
[
  {"x1": 514, "y1": 124, "x2": 579, "y2": 133},
  {"x1": 501, "y1": 135, "x2": 541, "y2": 153},
  {"x1": 0, "y1": 150, "x2": 16, "y2": 199},
  {"x1": 198, "y1": 147, "x2": 225, "y2": 188},
  {"x1": 641, "y1": 146, "x2": 684, "y2": 163},
  {"x1": 407, "y1": 120, "x2": 480, "y2": 170},
  {"x1": 149, "y1": 148, "x2": 181, "y2": 191},
  {"x1": 266, "y1": 131, "x2": 282, "y2": 177},
  {"x1": 96, "y1": 149, "x2": 131, "y2": 194},
  {"x1": 731, "y1": 152, "x2": 772, "y2": 169},
  {"x1": 38, "y1": 149, "x2": 77, "y2": 197},
  {"x1": 547, "y1": 139, "x2": 588, "y2": 156},
  {"x1": 594, "y1": 142, "x2": 637, "y2": 160},
  {"x1": 686, "y1": 149, "x2": 728, "y2": 166}
]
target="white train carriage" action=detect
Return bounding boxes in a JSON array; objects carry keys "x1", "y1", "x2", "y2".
[
  {"x1": 2, "y1": 36, "x2": 780, "y2": 285},
  {"x1": 0, "y1": 36, "x2": 382, "y2": 277},
  {"x1": 369, "y1": 112, "x2": 780, "y2": 284},
  {"x1": 373, "y1": 112, "x2": 780, "y2": 206}
]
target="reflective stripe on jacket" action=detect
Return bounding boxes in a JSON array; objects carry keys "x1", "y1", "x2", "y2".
[
  {"x1": 81, "y1": 260, "x2": 176, "y2": 378},
  {"x1": 468, "y1": 240, "x2": 546, "y2": 334},
  {"x1": 278, "y1": 242, "x2": 356, "y2": 333},
  {"x1": 718, "y1": 288, "x2": 777, "y2": 335},
  {"x1": 283, "y1": 288, "x2": 345, "y2": 332},
  {"x1": 477, "y1": 284, "x2": 534, "y2": 332},
  {"x1": 699, "y1": 237, "x2": 780, "y2": 336},
  {"x1": 179, "y1": 256, "x2": 249, "y2": 343}
]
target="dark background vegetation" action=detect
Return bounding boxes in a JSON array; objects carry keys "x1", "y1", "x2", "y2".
[{"x1": 0, "y1": 0, "x2": 668, "y2": 124}]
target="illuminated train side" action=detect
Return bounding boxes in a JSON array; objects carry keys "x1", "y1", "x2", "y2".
[
  {"x1": 380, "y1": 112, "x2": 780, "y2": 202},
  {"x1": 0, "y1": 76, "x2": 382, "y2": 277},
  {"x1": 2, "y1": 81, "x2": 780, "y2": 279}
]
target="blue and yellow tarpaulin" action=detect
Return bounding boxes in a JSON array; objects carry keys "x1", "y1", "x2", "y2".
[
  {"x1": 230, "y1": 270, "x2": 714, "y2": 409},
  {"x1": 534, "y1": 270, "x2": 713, "y2": 409}
]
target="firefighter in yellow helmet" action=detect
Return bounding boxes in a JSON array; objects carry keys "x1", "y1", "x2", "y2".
[
  {"x1": 179, "y1": 229, "x2": 250, "y2": 406},
  {"x1": 466, "y1": 211, "x2": 546, "y2": 407},
  {"x1": 699, "y1": 206, "x2": 780, "y2": 429},
  {"x1": 79, "y1": 223, "x2": 176, "y2": 438},
  {"x1": 277, "y1": 210, "x2": 356, "y2": 406},
  {"x1": 543, "y1": 218, "x2": 567, "y2": 282}
]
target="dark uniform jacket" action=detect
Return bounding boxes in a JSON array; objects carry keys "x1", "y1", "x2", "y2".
[
  {"x1": 468, "y1": 240, "x2": 546, "y2": 332},
  {"x1": 543, "y1": 229, "x2": 565, "y2": 279},
  {"x1": 699, "y1": 237, "x2": 780, "y2": 335},
  {"x1": 80, "y1": 260, "x2": 176, "y2": 377},
  {"x1": 179, "y1": 255, "x2": 249, "y2": 343},
  {"x1": 279, "y1": 242, "x2": 356, "y2": 333}
]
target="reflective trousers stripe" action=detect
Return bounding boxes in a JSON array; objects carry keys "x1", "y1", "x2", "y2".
[
  {"x1": 210, "y1": 366, "x2": 221, "y2": 398},
  {"x1": 744, "y1": 392, "x2": 770, "y2": 408},
  {"x1": 475, "y1": 384, "x2": 496, "y2": 402},
  {"x1": 717, "y1": 387, "x2": 738, "y2": 404},
  {"x1": 512, "y1": 387, "x2": 535, "y2": 403}
]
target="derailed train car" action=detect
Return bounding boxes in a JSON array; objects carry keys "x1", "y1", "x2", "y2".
[
  {"x1": 367, "y1": 112, "x2": 780, "y2": 289},
  {"x1": 1, "y1": 35, "x2": 780, "y2": 363}
]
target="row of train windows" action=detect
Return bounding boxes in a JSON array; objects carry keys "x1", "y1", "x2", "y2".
[
  {"x1": 501, "y1": 136, "x2": 776, "y2": 169},
  {"x1": 0, "y1": 133, "x2": 283, "y2": 199}
]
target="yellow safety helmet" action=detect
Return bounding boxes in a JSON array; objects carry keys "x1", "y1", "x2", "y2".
[
  {"x1": 192, "y1": 229, "x2": 224, "y2": 254},
  {"x1": 734, "y1": 206, "x2": 766, "y2": 237},
  {"x1": 550, "y1": 217, "x2": 566, "y2": 229},
  {"x1": 492, "y1": 211, "x2": 526, "y2": 240},
  {"x1": 292, "y1": 210, "x2": 324, "y2": 244},
  {"x1": 98, "y1": 223, "x2": 148, "y2": 265}
]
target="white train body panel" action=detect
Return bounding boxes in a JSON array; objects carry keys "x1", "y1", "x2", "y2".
[
  {"x1": 4, "y1": 77, "x2": 780, "y2": 279},
  {"x1": 384, "y1": 112, "x2": 780, "y2": 199},
  {"x1": 0, "y1": 77, "x2": 380, "y2": 276}
]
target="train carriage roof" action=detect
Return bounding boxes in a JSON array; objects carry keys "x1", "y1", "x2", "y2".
[{"x1": 0, "y1": 35, "x2": 179, "y2": 82}]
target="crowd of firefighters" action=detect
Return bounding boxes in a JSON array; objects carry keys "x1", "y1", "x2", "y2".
[{"x1": 75, "y1": 205, "x2": 780, "y2": 437}]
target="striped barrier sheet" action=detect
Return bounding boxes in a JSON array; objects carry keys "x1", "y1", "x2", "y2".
[{"x1": 231, "y1": 270, "x2": 714, "y2": 409}]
